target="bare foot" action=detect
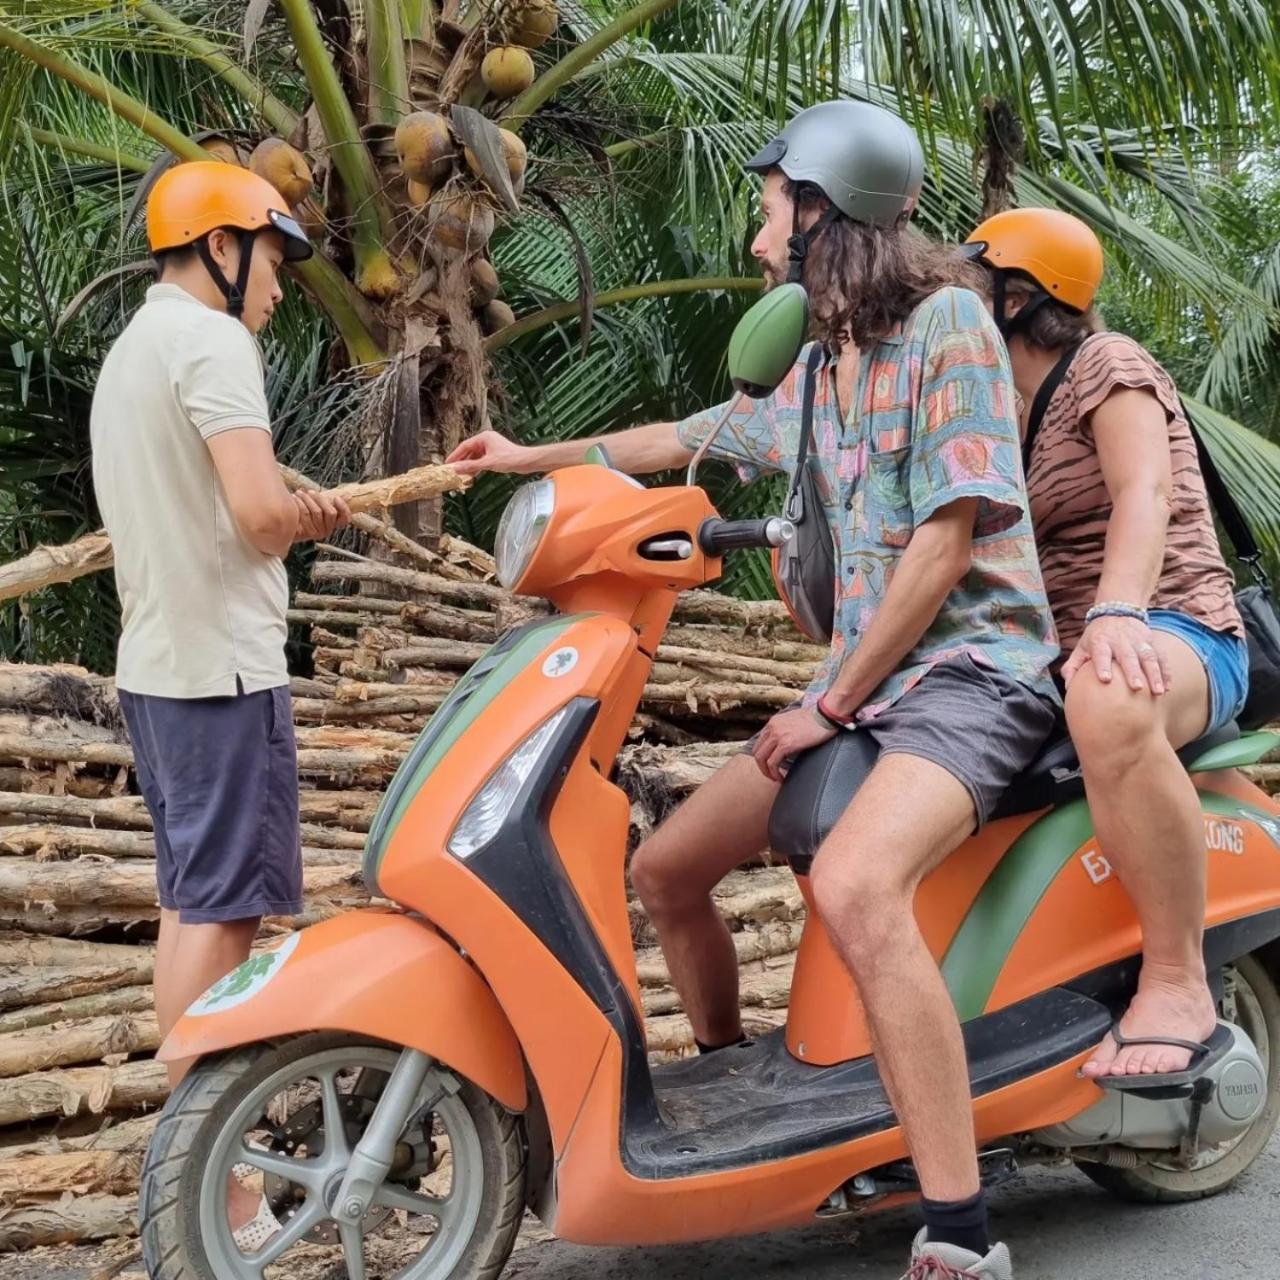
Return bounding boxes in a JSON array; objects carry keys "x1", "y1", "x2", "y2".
[{"x1": 1081, "y1": 970, "x2": 1218, "y2": 1079}]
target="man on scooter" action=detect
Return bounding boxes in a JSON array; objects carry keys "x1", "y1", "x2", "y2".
[{"x1": 448, "y1": 100, "x2": 1060, "y2": 1279}]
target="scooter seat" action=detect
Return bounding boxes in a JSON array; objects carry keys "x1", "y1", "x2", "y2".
[{"x1": 768, "y1": 719, "x2": 1241, "y2": 871}]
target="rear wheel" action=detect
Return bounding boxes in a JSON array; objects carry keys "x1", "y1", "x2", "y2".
[
  {"x1": 140, "y1": 1032, "x2": 526, "y2": 1280},
  {"x1": 1077, "y1": 952, "x2": 1280, "y2": 1203}
]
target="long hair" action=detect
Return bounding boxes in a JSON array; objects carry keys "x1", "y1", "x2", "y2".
[
  {"x1": 786, "y1": 180, "x2": 987, "y2": 348},
  {"x1": 999, "y1": 274, "x2": 1105, "y2": 351}
]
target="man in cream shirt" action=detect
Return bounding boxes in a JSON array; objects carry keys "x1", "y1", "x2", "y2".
[{"x1": 91, "y1": 161, "x2": 347, "y2": 1244}]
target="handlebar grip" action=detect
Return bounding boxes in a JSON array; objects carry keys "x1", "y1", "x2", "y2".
[{"x1": 698, "y1": 517, "x2": 795, "y2": 555}]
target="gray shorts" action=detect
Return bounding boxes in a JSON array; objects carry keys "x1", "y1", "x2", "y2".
[
  {"x1": 119, "y1": 685, "x2": 303, "y2": 924},
  {"x1": 749, "y1": 654, "x2": 1059, "y2": 825}
]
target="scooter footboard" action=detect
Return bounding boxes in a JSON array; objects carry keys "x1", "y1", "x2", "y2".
[{"x1": 159, "y1": 908, "x2": 526, "y2": 1110}]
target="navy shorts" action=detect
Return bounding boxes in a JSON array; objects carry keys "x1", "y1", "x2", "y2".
[{"x1": 119, "y1": 685, "x2": 303, "y2": 924}]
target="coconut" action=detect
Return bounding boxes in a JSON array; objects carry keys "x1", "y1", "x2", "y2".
[
  {"x1": 481, "y1": 47, "x2": 535, "y2": 100},
  {"x1": 199, "y1": 135, "x2": 241, "y2": 165},
  {"x1": 470, "y1": 257, "x2": 501, "y2": 306},
  {"x1": 395, "y1": 111, "x2": 454, "y2": 184},
  {"x1": 463, "y1": 129, "x2": 528, "y2": 198},
  {"x1": 248, "y1": 138, "x2": 313, "y2": 206},
  {"x1": 510, "y1": 0, "x2": 557, "y2": 49},
  {"x1": 429, "y1": 193, "x2": 495, "y2": 255},
  {"x1": 482, "y1": 299, "x2": 516, "y2": 334},
  {"x1": 406, "y1": 178, "x2": 434, "y2": 207}
]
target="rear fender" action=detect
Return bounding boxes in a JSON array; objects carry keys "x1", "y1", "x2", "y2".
[{"x1": 160, "y1": 909, "x2": 526, "y2": 1111}]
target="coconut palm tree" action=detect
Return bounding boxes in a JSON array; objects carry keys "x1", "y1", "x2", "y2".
[{"x1": 1, "y1": 0, "x2": 1279, "y2": 659}]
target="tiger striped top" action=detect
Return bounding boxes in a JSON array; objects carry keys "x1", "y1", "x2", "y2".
[{"x1": 1027, "y1": 331, "x2": 1242, "y2": 657}]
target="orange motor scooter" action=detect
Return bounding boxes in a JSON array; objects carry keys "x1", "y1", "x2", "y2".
[{"x1": 141, "y1": 294, "x2": 1280, "y2": 1280}]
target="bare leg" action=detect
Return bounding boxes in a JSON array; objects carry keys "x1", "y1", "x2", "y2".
[
  {"x1": 810, "y1": 754, "x2": 979, "y2": 1200},
  {"x1": 1071, "y1": 633, "x2": 1219, "y2": 1078},
  {"x1": 630, "y1": 755, "x2": 779, "y2": 1047},
  {"x1": 155, "y1": 910, "x2": 262, "y2": 1227}
]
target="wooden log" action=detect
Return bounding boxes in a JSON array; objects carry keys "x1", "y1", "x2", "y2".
[
  {"x1": 0, "y1": 734, "x2": 131, "y2": 769},
  {"x1": 633, "y1": 919, "x2": 803, "y2": 988},
  {"x1": 0, "y1": 1146, "x2": 143, "y2": 1201},
  {"x1": 644, "y1": 1006, "x2": 788, "y2": 1056},
  {"x1": 0, "y1": 984, "x2": 154, "y2": 1033},
  {"x1": 296, "y1": 790, "x2": 380, "y2": 829},
  {"x1": 640, "y1": 681, "x2": 798, "y2": 711},
  {"x1": 0, "y1": 767, "x2": 119, "y2": 799},
  {"x1": 0, "y1": 906, "x2": 159, "y2": 937},
  {"x1": 399, "y1": 602, "x2": 496, "y2": 642},
  {"x1": 293, "y1": 693, "x2": 446, "y2": 722},
  {"x1": 0, "y1": 1192, "x2": 139, "y2": 1248},
  {"x1": 311, "y1": 559, "x2": 510, "y2": 608},
  {"x1": 0, "y1": 1012, "x2": 160, "y2": 1078},
  {"x1": 0, "y1": 1110, "x2": 159, "y2": 1159},
  {"x1": 0, "y1": 825, "x2": 155, "y2": 860},
  {"x1": 0, "y1": 1059, "x2": 168, "y2": 1126},
  {"x1": 0, "y1": 858, "x2": 367, "y2": 911},
  {"x1": 663, "y1": 626, "x2": 826, "y2": 664},
  {"x1": 673, "y1": 590, "x2": 792, "y2": 629},
  {"x1": 296, "y1": 591, "x2": 405, "y2": 615},
  {"x1": 0, "y1": 790, "x2": 151, "y2": 829},
  {"x1": 0, "y1": 663, "x2": 118, "y2": 720},
  {"x1": 0, "y1": 933, "x2": 155, "y2": 967},
  {"x1": 0, "y1": 951, "x2": 154, "y2": 1011},
  {"x1": 656, "y1": 645, "x2": 817, "y2": 684},
  {"x1": 381, "y1": 640, "x2": 489, "y2": 669}
]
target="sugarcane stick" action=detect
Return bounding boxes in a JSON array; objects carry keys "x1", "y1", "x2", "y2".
[{"x1": 0, "y1": 464, "x2": 472, "y2": 603}]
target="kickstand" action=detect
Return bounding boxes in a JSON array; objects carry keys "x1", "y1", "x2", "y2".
[{"x1": 1175, "y1": 1077, "x2": 1215, "y2": 1168}]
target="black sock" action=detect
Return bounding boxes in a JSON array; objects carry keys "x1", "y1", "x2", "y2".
[
  {"x1": 921, "y1": 1190, "x2": 989, "y2": 1257},
  {"x1": 694, "y1": 1033, "x2": 746, "y2": 1055}
]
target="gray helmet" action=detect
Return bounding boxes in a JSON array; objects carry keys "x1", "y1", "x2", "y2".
[{"x1": 745, "y1": 100, "x2": 924, "y2": 227}]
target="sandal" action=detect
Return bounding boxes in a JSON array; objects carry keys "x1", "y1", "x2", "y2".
[{"x1": 1092, "y1": 1020, "x2": 1233, "y2": 1095}]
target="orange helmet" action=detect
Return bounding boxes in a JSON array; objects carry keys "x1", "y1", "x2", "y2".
[
  {"x1": 964, "y1": 207, "x2": 1103, "y2": 312},
  {"x1": 147, "y1": 161, "x2": 312, "y2": 318},
  {"x1": 147, "y1": 161, "x2": 312, "y2": 260}
]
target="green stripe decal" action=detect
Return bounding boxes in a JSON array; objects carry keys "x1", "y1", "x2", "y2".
[
  {"x1": 1190, "y1": 731, "x2": 1280, "y2": 772},
  {"x1": 363, "y1": 616, "x2": 576, "y2": 886},
  {"x1": 940, "y1": 799, "x2": 1094, "y2": 1022}
]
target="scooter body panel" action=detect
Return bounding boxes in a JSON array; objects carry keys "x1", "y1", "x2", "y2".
[
  {"x1": 158, "y1": 908, "x2": 527, "y2": 1110},
  {"x1": 368, "y1": 611, "x2": 656, "y2": 1153}
]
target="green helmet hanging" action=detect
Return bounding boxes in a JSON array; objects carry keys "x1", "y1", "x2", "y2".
[{"x1": 744, "y1": 100, "x2": 925, "y2": 227}]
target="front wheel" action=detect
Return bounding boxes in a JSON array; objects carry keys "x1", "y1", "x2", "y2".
[
  {"x1": 1077, "y1": 952, "x2": 1280, "y2": 1203},
  {"x1": 140, "y1": 1032, "x2": 526, "y2": 1280}
]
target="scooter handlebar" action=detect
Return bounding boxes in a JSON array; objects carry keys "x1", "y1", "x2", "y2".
[{"x1": 697, "y1": 516, "x2": 795, "y2": 555}]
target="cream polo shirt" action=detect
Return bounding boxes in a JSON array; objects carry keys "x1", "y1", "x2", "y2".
[{"x1": 90, "y1": 283, "x2": 289, "y2": 698}]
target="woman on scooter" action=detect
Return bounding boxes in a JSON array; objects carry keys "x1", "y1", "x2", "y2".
[{"x1": 964, "y1": 209, "x2": 1248, "y2": 1087}]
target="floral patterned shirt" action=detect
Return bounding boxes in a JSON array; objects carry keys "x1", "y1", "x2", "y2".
[{"x1": 677, "y1": 286, "x2": 1060, "y2": 720}]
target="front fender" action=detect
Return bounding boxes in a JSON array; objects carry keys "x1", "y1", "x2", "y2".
[{"x1": 161, "y1": 908, "x2": 526, "y2": 1111}]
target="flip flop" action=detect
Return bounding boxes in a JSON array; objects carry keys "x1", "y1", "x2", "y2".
[{"x1": 1091, "y1": 1020, "x2": 1234, "y2": 1096}]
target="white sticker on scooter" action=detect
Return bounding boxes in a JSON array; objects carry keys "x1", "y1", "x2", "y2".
[
  {"x1": 542, "y1": 647, "x2": 579, "y2": 678},
  {"x1": 187, "y1": 933, "x2": 301, "y2": 1016}
]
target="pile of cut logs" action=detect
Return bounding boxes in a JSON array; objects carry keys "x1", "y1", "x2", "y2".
[{"x1": 0, "y1": 542, "x2": 821, "y2": 1250}]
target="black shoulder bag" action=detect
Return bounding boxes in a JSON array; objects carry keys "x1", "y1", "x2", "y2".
[
  {"x1": 1187, "y1": 418, "x2": 1280, "y2": 729},
  {"x1": 771, "y1": 345, "x2": 835, "y2": 643}
]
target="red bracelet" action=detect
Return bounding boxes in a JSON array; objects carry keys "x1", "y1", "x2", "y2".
[{"x1": 817, "y1": 693, "x2": 856, "y2": 729}]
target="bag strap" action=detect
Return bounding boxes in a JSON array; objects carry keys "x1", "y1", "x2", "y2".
[
  {"x1": 1023, "y1": 343, "x2": 1081, "y2": 470},
  {"x1": 785, "y1": 344, "x2": 826, "y2": 522},
  {"x1": 1185, "y1": 405, "x2": 1270, "y2": 589}
]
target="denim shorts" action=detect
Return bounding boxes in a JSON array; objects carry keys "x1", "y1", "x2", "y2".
[
  {"x1": 119, "y1": 685, "x2": 303, "y2": 924},
  {"x1": 1148, "y1": 609, "x2": 1249, "y2": 733}
]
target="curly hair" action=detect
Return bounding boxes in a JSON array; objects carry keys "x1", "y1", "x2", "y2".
[
  {"x1": 999, "y1": 275, "x2": 1105, "y2": 350},
  {"x1": 785, "y1": 179, "x2": 987, "y2": 348}
]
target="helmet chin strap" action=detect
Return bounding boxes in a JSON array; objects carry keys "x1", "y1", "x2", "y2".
[
  {"x1": 195, "y1": 229, "x2": 258, "y2": 320},
  {"x1": 786, "y1": 201, "x2": 842, "y2": 285},
  {"x1": 992, "y1": 269, "x2": 1051, "y2": 339}
]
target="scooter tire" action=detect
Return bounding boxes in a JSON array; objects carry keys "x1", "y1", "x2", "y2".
[
  {"x1": 139, "y1": 1032, "x2": 526, "y2": 1280},
  {"x1": 1076, "y1": 952, "x2": 1280, "y2": 1204}
]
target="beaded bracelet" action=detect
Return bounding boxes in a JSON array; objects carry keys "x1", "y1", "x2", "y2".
[{"x1": 1084, "y1": 601, "x2": 1149, "y2": 626}]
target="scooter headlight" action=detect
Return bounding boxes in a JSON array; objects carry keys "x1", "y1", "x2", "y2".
[
  {"x1": 495, "y1": 478, "x2": 555, "y2": 590},
  {"x1": 448, "y1": 707, "x2": 568, "y2": 859}
]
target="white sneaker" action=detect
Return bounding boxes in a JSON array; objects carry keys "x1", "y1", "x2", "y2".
[
  {"x1": 901, "y1": 1226, "x2": 1013, "y2": 1279},
  {"x1": 232, "y1": 1195, "x2": 281, "y2": 1254}
]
